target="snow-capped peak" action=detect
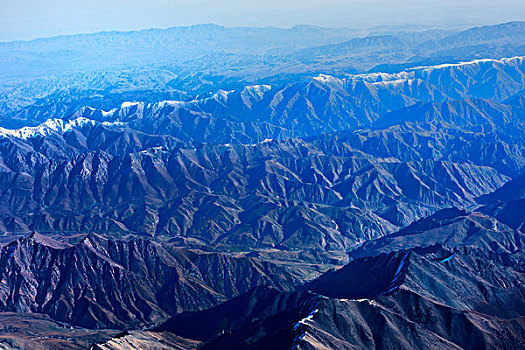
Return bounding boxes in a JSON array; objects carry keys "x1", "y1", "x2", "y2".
[
  {"x1": 351, "y1": 56, "x2": 525, "y2": 84},
  {"x1": 120, "y1": 101, "x2": 141, "y2": 108},
  {"x1": 313, "y1": 74, "x2": 344, "y2": 89},
  {"x1": 0, "y1": 117, "x2": 123, "y2": 140}
]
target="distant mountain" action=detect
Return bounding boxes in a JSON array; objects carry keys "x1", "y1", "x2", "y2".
[
  {"x1": 292, "y1": 35, "x2": 408, "y2": 64},
  {"x1": 3, "y1": 22, "x2": 525, "y2": 128},
  {"x1": 423, "y1": 21, "x2": 525, "y2": 50},
  {"x1": 56, "y1": 56, "x2": 525, "y2": 145},
  {"x1": 369, "y1": 21, "x2": 525, "y2": 72},
  {"x1": 0, "y1": 24, "x2": 359, "y2": 79}
]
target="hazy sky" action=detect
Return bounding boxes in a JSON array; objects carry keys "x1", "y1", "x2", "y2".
[{"x1": 1, "y1": 0, "x2": 525, "y2": 41}]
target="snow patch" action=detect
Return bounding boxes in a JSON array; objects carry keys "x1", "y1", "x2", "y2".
[
  {"x1": 0, "y1": 117, "x2": 124, "y2": 140},
  {"x1": 440, "y1": 252, "x2": 456, "y2": 263},
  {"x1": 372, "y1": 78, "x2": 417, "y2": 87},
  {"x1": 121, "y1": 101, "x2": 140, "y2": 108},
  {"x1": 244, "y1": 84, "x2": 272, "y2": 94},
  {"x1": 292, "y1": 308, "x2": 319, "y2": 331},
  {"x1": 413, "y1": 56, "x2": 524, "y2": 71},
  {"x1": 353, "y1": 298, "x2": 370, "y2": 303},
  {"x1": 101, "y1": 108, "x2": 118, "y2": 117},
  {"x1": 379, "y1": 252, "x2": 410, "y2": 296},
  {"x1": 157, "y1": 100, "x2": 184, "y2": 107},
  {"x1": 354, "y1": 71, "x2": 412, "y2": 83},
  {"x1": 350, "y1": 56, "x2": 525, "y2": 85},
  {"x1": 313, "y1": 74, "x2": 345, "y2": 89},
  {"x1": 246, "y1": 138, "x2": 274, "y2": 147},
  {"x1": 212, "y1": 89, "x2": 235, "y2": 101},
  {"x1": 313, "y1": 74, "x2": 341, "y2": 85}
]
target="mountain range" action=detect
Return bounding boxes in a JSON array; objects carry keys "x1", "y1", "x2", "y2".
[{"x1": 0, "y1": 21, "x2": 524, "y2": 349}]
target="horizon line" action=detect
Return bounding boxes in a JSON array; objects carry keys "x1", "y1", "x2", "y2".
[{"x1": 2, "y1": 20, "x2": 513, "y2": 45}]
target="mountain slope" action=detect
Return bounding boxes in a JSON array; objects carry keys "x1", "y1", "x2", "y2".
[
  {"x1": 347, "y1": 207, "x2": 525, "y2": 260},
  {"x1": 0, "y1": 96, "x2": 523, "y2": 265},
  {"x1": 140, "y1": 245, "x2": 525, "y2": 350},
  {"x1": 0, "y1": 233, "x2": 297, "y2": 329},
  {"x1": 0, "y1": 124, "x2": 513, "y2": 251}
]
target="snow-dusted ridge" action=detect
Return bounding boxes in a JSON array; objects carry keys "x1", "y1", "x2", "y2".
[
  {"x1": 292, "y1": 308, "x2": 319, "y2": 332},
  {"x1": 92, "y1": 56, "x2": 524, "y2": 118},
  {"x1": 92, "y1": 84, "x2": 274, "y2": 117},
  {"x1": 0, "y1": 117, "x2": 124, "y2": 140},
  {"x1": 120, "y1": 101, "x2": 140, "y2": 108},
  {"x1": 310, "y1": 56, "x2": 525, "y2": 88},
  {"x1": 11, "y1": 55, "x2": 521, "y2": 142},
  {"x1": 350, "y1": 56, "x2": 525, "y2": 84},
  {"x1": 411, "y1": 56, "x2": 525, "y2": 71}
]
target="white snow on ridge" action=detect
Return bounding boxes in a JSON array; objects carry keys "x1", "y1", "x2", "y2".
[
  {"x1": 112, "y1": 84, "x2": 274, "y2": 113},
  {"x1": 246, "y1": 138, "x2": 274, "y2": 147},
  {"x1": 121, "y1": 101, "x2": 141, "y2": 108},
  {"x1": 357, "y1": 72, "x2": 411, "y2": 84},
  {"x1": 347, "y1": 55, "x2": 525, "y2": 84},
  {"x1": 0, "y1": 117, "x2": 124, "y2": 140},
  {"x1": 413, "y1": 56, "x2": 524, "y2": 71},
  {"x1": 292, "y1": 308, "x2": 319, "y2": 331},
  {"x1": 157, "y1": 100, "x2": 185, "y2": 107},
  {"x1": 101, "y1": 108, "x2": 118, "y2": 117},
  {"x1": 371, "y1": 78, "x2": 417, "y2": 87},
  {"x1": 313, "y1": 74, "x2": 345, "y2": 89},
  {"x1": 243, "y1": 84, "x2": 272, "y2": 94}
]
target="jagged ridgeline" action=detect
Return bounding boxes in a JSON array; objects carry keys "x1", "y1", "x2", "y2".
[{"x1": 0, "y1": 21, "x2": 524, "y2": 350}]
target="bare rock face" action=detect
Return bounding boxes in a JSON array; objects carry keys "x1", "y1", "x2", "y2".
[
  {"x1": 0, "y1": 312, "x2": 119, "y2": 350},
  {"x1": 92, "y1": 331, "x2": 202, "y2": 350},
  {"x1": 346, "y1": 207, "x2": 525, "y2": 260},
  {"x1": 0, "y1": 233, "x2": 297, "y2": 329},
  {"x1": 134, "y1": 196, "x2": 525, "y2": 350},
  {"x1": 147, "y1": 244, "x2": 525, "y2": 350}
]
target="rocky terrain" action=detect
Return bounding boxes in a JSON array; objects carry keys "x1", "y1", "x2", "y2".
[
  {"x1": 0, "y1": 21, "x2": 524, "y2": 349},
  {"x1": 129, "y1": 218, "x2": 525, "y2": 349},
  {"x1": 0, "y1": 233, "x2": 297, "y2": 330}
]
